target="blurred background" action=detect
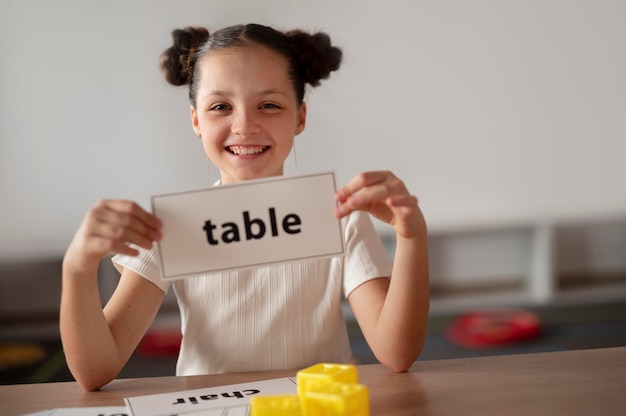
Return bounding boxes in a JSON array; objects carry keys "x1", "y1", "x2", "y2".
[{"x1": 1, "y1": 0, "x2": 625, "y2": 384}]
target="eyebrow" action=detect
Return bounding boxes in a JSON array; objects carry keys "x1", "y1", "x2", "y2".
[
  {"x1": 257, "y1": 88, "x2": 289, "y2": 97},
  {"x1": 202, "y1": 88, "x2": 289, "y2": 100}
]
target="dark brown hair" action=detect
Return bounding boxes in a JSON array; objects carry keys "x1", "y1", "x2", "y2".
[{"x1": 160, "y1": 23, "x2": 342, "y2": 106}]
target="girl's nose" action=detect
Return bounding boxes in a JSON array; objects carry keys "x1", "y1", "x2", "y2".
[{"x1": 231, "y1": 110, "x2": 261, "y2": 138}]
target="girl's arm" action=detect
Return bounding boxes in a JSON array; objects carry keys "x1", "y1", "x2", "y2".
[
  {"x1": 60, "y1": 200, "x2": 164, "y2": 391},
  {"x1": 335, "y1": 171, "x2": 429, "y2": 372}
]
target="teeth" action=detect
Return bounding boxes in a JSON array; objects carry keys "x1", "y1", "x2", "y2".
[{"x1": 229, "y1": 146, "x2": 267, "y2": 155}]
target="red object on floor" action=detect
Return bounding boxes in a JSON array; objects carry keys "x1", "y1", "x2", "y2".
[
  {"x1": 137, "y1": 330, "x2": 182, "y2": 357},
  {"x1": 445, "y1": 309, "x2": 541, "y2": 348}
]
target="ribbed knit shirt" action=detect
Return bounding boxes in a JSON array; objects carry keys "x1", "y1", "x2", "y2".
[{"x1": 112, "y1": 210, "x2": 392, "y2": 375}]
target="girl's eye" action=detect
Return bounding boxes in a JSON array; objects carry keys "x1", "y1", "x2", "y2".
[
  {"x1": 260, "y1": 103, "x2": 282, "y2": 110},
  {"x1": 209, "y1": 103, "x2": 231, "y2": 111}
]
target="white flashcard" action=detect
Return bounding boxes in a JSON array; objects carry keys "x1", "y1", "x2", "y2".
[
  {"x1": 152, "y1": 171, "x2": 344, "y2": 280},
  {"x1": 23, "y1": 407, "x2": 129, "y2": 416},
  {"x1": 124, "y1": 376, "x2": 297, "y2": 416}
]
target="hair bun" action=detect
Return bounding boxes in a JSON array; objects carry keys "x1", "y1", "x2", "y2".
[
  {"x1": 160, "y1": 26, "x2": 210, "y2": 86},
  {"x1": 287, "y1": 30, "x2": 343, "y2": 87}
]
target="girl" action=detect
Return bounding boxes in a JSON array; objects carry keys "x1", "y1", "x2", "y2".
[{"x1": 60, "y1": 23, "x2": 429, "y2": 391}]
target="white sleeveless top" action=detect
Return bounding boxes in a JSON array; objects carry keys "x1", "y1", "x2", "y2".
[{"x1": 112, "y1": 211, "x2": 392, "y2": 375}]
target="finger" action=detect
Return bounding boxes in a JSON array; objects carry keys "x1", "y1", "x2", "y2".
[
  {"x1": 94, "y1": 200, "x2": 162, "y2": 241},
  {"x1": 335, "y1": 184, "x2": 390, "y2": 217},
  {"x1": 84, "y1": 200, "x2": 161, "y2": 252},
  {"x1": 91, "y1": 221, "x2": 157, "y2": 251},
  {"x1": 335, "y1": 171, "x2": 390, "y2": 202},
  {"x1": 337, "y1": 172, "x2": 411, "y2": 214},
  {"x1": 86, "y1": 236, "x2": 142, "y2": 257},
  {"x1": 387, "y1": 194, "x2": 419, "y2": 208},
  {"x1": 101, "y1": 199, "x2": 162, "y2": 231}
]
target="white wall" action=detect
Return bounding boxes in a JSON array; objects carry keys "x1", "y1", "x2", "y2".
[{"x1": 1, "y1": 0, "x2": 625, "y2": 260}]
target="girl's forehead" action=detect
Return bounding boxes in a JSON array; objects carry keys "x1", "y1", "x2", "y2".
[
  {"x1": 202, "y1": 44, "x2": 288, "y2": 68},
  {"x1": 196, "y1": 45, "x2": 295, "y2": 95}
]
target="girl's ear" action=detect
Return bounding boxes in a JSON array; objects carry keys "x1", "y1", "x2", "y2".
[
  {"x1": 190, "y1": 106, "x2": 201, "y2": 137},
  {"x1": 295, "y1": 102, "x2": 307, "y2": 135}
]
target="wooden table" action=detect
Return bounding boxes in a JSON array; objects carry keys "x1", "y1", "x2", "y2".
[{"x1": 2, "y1": 346, "x2": 625, "y2": 415}]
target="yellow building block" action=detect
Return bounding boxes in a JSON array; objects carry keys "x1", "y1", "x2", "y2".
[
  {"x1": 301, "y1": 382, "x2": 370, "y2": 416},
  {"x1": 249, "y1": 394, "x2": 300, "y2": 416},
  {"x1": 296, "y1": 363, "x2": 359, "y2": 398}
]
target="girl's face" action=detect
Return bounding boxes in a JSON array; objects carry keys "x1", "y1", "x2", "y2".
[{"x1": 191, "y1": 44, "x2": 306, "y2": 185}]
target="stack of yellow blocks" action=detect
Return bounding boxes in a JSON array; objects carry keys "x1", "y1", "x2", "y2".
[{"x1": 250, "y1": 363, "x2": 370, "y2": 416}]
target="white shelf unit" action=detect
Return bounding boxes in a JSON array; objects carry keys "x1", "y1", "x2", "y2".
[
  {"x1": 97, "y1": 217, "x2": 626, "y2": 322},
  {"x1": 380, "y1": 216, "x2": 626, "y2": 316}
]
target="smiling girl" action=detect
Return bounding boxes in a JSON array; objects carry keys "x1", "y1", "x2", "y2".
[{"x1": 60, "y1": 23, "x2": 429, "y2": 391}]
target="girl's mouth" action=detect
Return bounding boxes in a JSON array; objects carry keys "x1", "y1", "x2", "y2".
[{"x1": 226, "y1": 145, "x2": 269, "y2": 156}]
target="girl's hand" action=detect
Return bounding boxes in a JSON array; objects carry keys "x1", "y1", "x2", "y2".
[
  {"x1": 334, "y1": 171, "x2": 425, "y2": 239},
  {"x1": 65, "y1": 200, "x2": 162, "y2": 274}
]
